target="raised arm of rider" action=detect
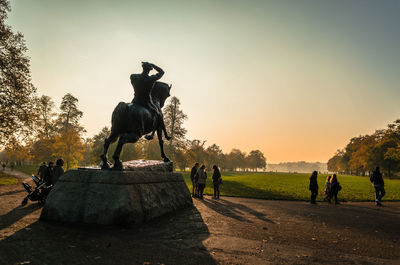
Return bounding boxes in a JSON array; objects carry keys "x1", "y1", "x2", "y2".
[{"x1": 149, "y1": 64, "x2": 164, "y2": 81}]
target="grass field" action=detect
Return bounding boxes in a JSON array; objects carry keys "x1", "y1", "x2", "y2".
[
  {"x1": 0, "y1": 171, "x2": 18, "y2": 185},
  {"x1": 10, "y1": 164, "x2": 400, "y2": 201},
  {"x1": 182, "y1": 171, "x2": 400, "y2": 201},
  {"x1": 14, "y1": 165, "x2": 37, "y2": 175}
]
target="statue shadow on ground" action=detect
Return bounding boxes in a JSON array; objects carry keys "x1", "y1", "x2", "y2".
[
  {"x1": 0, "y1": 206, "x2": 217, "y2": 265},
  {"x1": 0, "y1": 203, "x2": 42, "y2": 231},
  {"x1": 199, "y1": 198, "x2": 275, "y2": 224}
]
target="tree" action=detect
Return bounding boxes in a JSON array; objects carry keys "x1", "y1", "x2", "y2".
[
  {"x1": 35, "y1": 95, "x2": 57, "y2": 138},
  {"x1": 348, "y1": 135, "x2": 377, "y2": 175},
  {"x1": 174, "y1": 148, "x2": 196, "y2": 171},
  {"x1": 163, "y1": 96, "x2": 187, "y2": 149},
  {"x1": 5, "y1": 140, "x2": 32, "y2": 165},
  {"x1": 227, "y1": 149, "x2": 247, "y2": 171},
  {"x1": 91, "y1": 127, "x2": 111, "y2": 161},
  {"x1": 52, "y1": 129, "x2": 85, "y2": 169},
  {"x1": 368, "y1": 138, "x2": 399, "y2": 178},
  {"x1": 0, "y1": 0, "x2": 37, "y2": 145},
  {"x1": 187, "y1": 139, "x2": 208, "y2": 165},
  {"x1": 327, "y1": 119, "x2": 400, "y2": 176},
  {"x1": 205, "y1": 144, "x2": 223, "y2": 168},
  {"x1": 327, "y1": 149, "x2": 347, "y2": 173},
  {"x1": 57, "y1": 93, "x2": 84, "y2": 133},
  {"x1": 80, "y1": 138, "x2": 96, "y2": 167},
  {"x1": 30, "y1": 137, "x2": 56, "y2": 164},
  {"x1": 246, "y1": 150, "x2": 266, "y2": 171}
]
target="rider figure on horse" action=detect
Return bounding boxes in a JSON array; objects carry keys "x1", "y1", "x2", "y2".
[{"x1": 130, "y1": 62, "x2": 170, "y2": 140}]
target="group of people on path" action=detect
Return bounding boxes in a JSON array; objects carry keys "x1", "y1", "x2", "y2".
[
  {"x1": 37, "y1": 159, "x2": 64, "y2": 186},
  {"x1": 309, "y1": 166, "x2": 386, "y2": 206},
  {"x1": 190, "y1": 163, "x2": 222, "y2": 200}
]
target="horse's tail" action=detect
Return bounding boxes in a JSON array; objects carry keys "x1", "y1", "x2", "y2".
[{"x1": 111, "y1": 102, "x2": 129, "y2": 132}]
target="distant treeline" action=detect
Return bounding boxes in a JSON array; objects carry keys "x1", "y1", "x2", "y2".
[
  {"x1": 1, "y1": 93, "x2": 267, "y2": 172},
  {"x1": 327, "y1": 119, "x2": 400, "y2": 177},
  {"x1": 267, "y1": 162, "x2": 327, "y2": 173}
]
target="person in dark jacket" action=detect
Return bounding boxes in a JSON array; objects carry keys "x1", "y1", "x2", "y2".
[
  {"x1": 43, "y1": 161, "x2": 55, "y2": 185},
  {"x1": 195, "y1": 165, "x2": 207, "y2": 199},
  {"x1": 37, "y1": 162, "x2": 47, "y2": 181},
  {"x1": 370, "y1": 166, "x2": 385, "y2": 206},
  {"x1": 329, "y1": 174, "x2": 341, "y2": 204},
  {"x1": 190, "y1": 163, "x2": 199, "y2": 197},
  {"x1": 53, "y1": 159, "x2": 64, "y2": 185},
  {"x1": 212, "y1": 165, "x2": 222, "y2": 199},
  {"x1": 309, "y1": 171, "x2": 318, "y2": 204}
]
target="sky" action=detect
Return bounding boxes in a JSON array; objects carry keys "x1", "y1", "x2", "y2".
[{"x1": 7, "y1": 0, "x2": 400, "y2": 163}]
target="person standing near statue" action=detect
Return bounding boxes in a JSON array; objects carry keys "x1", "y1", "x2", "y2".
[
  {"x1": 212, "y1": 165, "x2": 222, "y2": 199},
  {"x1": 370, "y1": 166, "x2": 385, "y2": 206},
  {"x1": 309, "y1": 171, "x2": 318, "y2": 204},
  {"x1": 53, "y1": 159, "x2": 64, "y2": 185},
  {"x1": 130, "y1": 62, "x2": 170, "y2": 140},
  {"x1": 190, "y1": 163, "x2": 199, "y2": 197},
  {"x1": 44, "y1": 161, "x2": 55, "y2": 185},
  {"x1": 196, "y1": 165, "x2": 207, "y2": 200},
  {"x1": 37, "y1": 162, "x2": 47, "y2": 181},
  {"x1": 329, "y1": 174, "x2": 341, "y2": 204}
]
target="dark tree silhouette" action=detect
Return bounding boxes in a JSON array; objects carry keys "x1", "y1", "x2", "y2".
[{"x1": 0, "y1": 0, "x2": 37, "y2": 145}]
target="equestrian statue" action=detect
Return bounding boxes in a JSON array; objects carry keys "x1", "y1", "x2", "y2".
[{"x1": 101, "y1": 62, "x2": 171, "y2": 170}]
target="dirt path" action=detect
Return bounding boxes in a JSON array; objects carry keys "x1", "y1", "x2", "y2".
[
  {"x1": 0, "y1": 182, "x2": 400, "y2": 265},
  {"x1": 2, "y1": 168, "x2": 31, "y2": 180}
]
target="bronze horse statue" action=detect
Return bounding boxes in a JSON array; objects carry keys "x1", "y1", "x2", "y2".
[{"x1": 100, "y1": 82, "x2": 171, "y2": 169}]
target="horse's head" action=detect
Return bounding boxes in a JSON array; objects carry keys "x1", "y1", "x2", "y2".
[{"x1": 152, "y1": 82, "x2": 171, "y2": 108}]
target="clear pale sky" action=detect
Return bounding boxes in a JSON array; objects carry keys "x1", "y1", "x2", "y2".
[{"x1": 7, "y1": 0, "x2": 400, "y2": 163}]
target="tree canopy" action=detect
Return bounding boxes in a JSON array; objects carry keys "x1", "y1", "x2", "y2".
[{"x1": 0, "y1": 0, "x2": 37, "y2": 145}]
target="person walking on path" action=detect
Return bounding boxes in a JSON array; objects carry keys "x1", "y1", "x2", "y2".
[
  {"x1": 212, "y1": 165, "x2": 222, "y2": 199},
  {"x1": 324, "y1": 176, "x2": 332, "y2": 202},
  {"x1": 2, "y1": 162, "x2": 5, "y2": 171},
  {"x1": 195, "y1": 165, "x2": 207, "y2": 200},
  {"x1": 309, "y1": 171, "x2": 318, "y2": 204},
  {"x1": 190, "y1": 163, "x2": 199, "y2": 197},
  {"x1": 329, "y1": 174, "x2": 341, "y2": 204},
  {"x1": 53, "y1": 159, "x2": 64, "y2": 185},
  {"x1": 370, "y1": 166, "x2": 385, "y2": 206}
]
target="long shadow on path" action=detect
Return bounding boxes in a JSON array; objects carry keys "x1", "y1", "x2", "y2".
[
  {"x1": 0, "y1": 189, "x2": 24, "y2": 197},
  {"x1": 199, "y1": 197, "x2": 275, "y2": 224},
  {"x1": 0, "y1": 203, "x2": 42, "y2": 231}
]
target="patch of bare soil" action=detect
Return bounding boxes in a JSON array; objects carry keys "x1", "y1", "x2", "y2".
[{"x1": 1, "y1": 181, "x2": 400, "y2": 265}]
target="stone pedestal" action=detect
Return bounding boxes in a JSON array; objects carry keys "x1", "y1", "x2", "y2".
[{"x1": 40, "y1": 161, "x2": 192, "y2": 225}]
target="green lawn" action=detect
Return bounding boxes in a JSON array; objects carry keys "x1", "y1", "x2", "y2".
[
  {"x1": 0, "y1": 171, "x2": 18, "y2": 185},
  {"x1": 14, "y1": 165, "x2": 38, "y2": 175},
  {"x1": 182, "y1": 171, "x2": 400, "y2": 201},
  {"x1": 9, "y1": 165, "x2": 400, "y2": 201}
]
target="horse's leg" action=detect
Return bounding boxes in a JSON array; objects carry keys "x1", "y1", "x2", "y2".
[
  {"x1": 112, "y1": 132, "x2": 140, "y2": 170},
  {"x1": 101, "y1": 130, "x2": 118, "y2": 169},
  {"x1": 157, "y1": 128, "x2": 170, "y2": 162},
  {"x1": 158, "y1": 113, "x2": 171, "y2": 140},
  {"x1": 144, "y1": 130, "x2": 156, "y2": 140}
]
